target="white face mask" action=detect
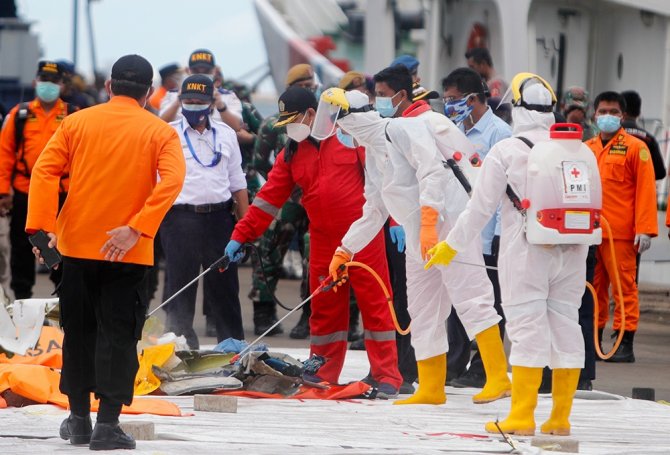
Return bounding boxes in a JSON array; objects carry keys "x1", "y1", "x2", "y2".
[{"x1": 286, "y1": 116, "x2": 311, "y2": 142}]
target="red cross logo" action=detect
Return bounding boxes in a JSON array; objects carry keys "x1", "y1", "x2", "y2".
[{"x1": 571, "y1": 167, "x2": 581, "y2": 179}]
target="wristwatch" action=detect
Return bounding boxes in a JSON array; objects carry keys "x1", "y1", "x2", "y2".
[{"x1": 217, "y1": 104, "x2": 228, "y2": 113}]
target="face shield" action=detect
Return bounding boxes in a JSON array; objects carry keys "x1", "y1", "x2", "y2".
[
  {"x1": 311, "y1": 99, "x2": 341, "y2": 140},
  {"x1": 311, "y1": 88, "x2": 370, "y2": 141}
]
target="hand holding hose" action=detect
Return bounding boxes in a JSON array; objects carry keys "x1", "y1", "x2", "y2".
[
  {"x1": 425, "y1": 241, "x2": 458, "y2": 270},
  {"x1": 225, "y1": 240, "x2": 245, "y2": 263},
  {"x1": 328, "y1": 248, "x2": 351, "y2": 292}
]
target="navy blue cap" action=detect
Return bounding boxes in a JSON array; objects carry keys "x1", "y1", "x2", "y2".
[
  {"x1": 55, "y1": 59, "x2": 75, "y2": 74},
  {"x1": 159, "y1": 63, "x2": 181, "y2": 80},
  {"x1": 390, "y1": 54, "x2": 419, "y2": 73}
]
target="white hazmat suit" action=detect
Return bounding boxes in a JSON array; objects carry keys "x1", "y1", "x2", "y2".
[
  {"x1": 445, "y1": 107, "x2": 587, "y2": 369},
  {"x1": 337, "y1": 110, "x2": 500, "y2": 361}
]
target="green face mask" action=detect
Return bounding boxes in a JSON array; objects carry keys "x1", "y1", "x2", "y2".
[{"x1": 35, "y1": 81, "x2": 61, "y2": 102}]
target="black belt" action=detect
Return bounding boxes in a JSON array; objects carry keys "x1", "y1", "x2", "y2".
[{"x1": 172, "y1": 199, "x2": 233, "y2": 214}]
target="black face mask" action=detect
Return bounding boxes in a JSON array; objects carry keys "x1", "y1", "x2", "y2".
[{"x1": 182, "y1": 105, "x2": 211, "y2": 128}]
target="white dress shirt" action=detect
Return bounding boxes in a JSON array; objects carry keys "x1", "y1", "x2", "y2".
[{"x1": 170, "y1": 117, "x2": 246, "y2": 205}]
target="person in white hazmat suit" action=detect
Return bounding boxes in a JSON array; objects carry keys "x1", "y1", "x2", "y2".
[
  {"x1": 375, "y1": 65, "x2": 511, "y2": 404},
  {"x1": 315, "y1": 87, "x2": 508, "y2": 406},
  {"x1": 426, "y1": 73, "x2": 587, "y2": 436}
]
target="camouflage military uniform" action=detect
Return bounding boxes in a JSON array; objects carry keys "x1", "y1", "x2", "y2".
[
  {"x1": 240, "y1": 101, "x2": 263, "y2": 199},
  {"x1": 249, "y1": 114, "x2": 309, "y2": 336},
  {"x1": 222, "y1": 80, "x2": 264, "y2": 199}
]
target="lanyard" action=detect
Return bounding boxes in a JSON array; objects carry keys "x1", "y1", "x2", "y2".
[{"x1": 183, "y1": 123, "x2": 222, "y2": 167}]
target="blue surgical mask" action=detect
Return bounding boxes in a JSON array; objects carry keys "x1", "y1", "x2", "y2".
[
  {"x1": 596, "y1": 114, "x2": 621, "y2": 133},
  {"x1": 182, "y1": 103, "x2": 210, "y2": 127},
  {"x1": 336, "y1": 128, "x2": 355, "y2": 148},
  {"x1": 443, "y1": 95, "x2": 474, "y2": 125},
  {"x1": 35, "y1": 81, "x2": 61, "y2": 103},
  {"x1": 375, "y1": 92, "x2": 401, "y2": 117}
]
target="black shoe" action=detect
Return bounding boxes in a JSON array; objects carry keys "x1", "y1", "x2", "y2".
[
  {"x1": 376, "y1": 382, "x2": 399, "y2": 400},
  {"x1": 450, "y1": 370, "x2": 486, "y2": 389},
  {"x1": 361, "y1": 373, "x2": 376, "y2": 387},
  {"x1": 254, "y1": 319, "x2": 283, "y2": 336},
  {"x1": 289, "y1": 322, "x2": 308, "y2": 339},
  {"x1": 59, "y1": 414, "x2": 92, "y2": 445},
  {"x1": 577, "y1": 378, "x2": 593, "y2": 391},
  {"x1": 205, "y1": 318, "x2": 217, "y2": 337},
  {"x1": 89, "y1": 422, "x2": 136, "y2": 451},
  {"x1": 289, "y1": 310, "x2": 310, "y2": 339},
  {"x1": 445, "y1": 370, "x2": 460, "y2": 386},
  {"x1": 349, "y1": 338, "x2": 366, "y2": 351},
  {"x1": 605, "y1": 330, "x2": 635, "y2": 363},
  {"x1": 399, "y1": 381, "x2": 415, "y2": 394},
  {"x1": 253, "y1": 301, "x2": 283, "y2": 336}
]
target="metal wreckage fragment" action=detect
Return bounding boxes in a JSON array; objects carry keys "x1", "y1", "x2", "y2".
[{"x1": 154, "y1": 349, "x2": 327, "y2": 396}]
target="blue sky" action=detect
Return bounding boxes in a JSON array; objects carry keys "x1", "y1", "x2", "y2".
[{"x1": 16, "y1": 0, "x2": 272, "y2": 91}]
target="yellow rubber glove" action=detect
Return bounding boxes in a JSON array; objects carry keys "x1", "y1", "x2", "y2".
[
  {"x1": 328, "y1": 248, "x2": 351, "y2": 292},
  {"x1": 420, "y1": 206, "x2": 440, "y2": 260},
  {"x1": 424, "y1": 241, "x2": 457, "y2": 270}
]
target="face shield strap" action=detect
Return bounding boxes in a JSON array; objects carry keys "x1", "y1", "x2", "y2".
[
  {"x1": 519, "y1": 101, "x2": 554, "y2": 113},
  {"x1": 341, "y1": 104, "x2": 373, "y2": 118},
  {"x1": 517, "y1": 77, "x2": 555, "y2": 113}
]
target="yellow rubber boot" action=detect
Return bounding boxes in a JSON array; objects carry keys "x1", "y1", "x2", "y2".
[
  {"x1": 485, "y1": 366, "x2": 542, "y2": 436},
  {"x1": 473, "y1": 324, "x2": 512, "y2": 404},
  {"x1": 540, "y1": 368, "x2": 580, "y2": 436},
  {"x1": 394, "y1": 353, "x2": 446, "y2": 405}
]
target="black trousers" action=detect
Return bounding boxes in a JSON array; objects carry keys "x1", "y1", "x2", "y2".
[
  {"x1": 59, "y1": 257, "x2": 149, "y2": 411},
  {"x1": 579, "y1": 245, "x2": 597, "y2": 380},
  {"x1": 9, "y1": 190, "x2": 65, "y2": 299},
  {"x1": 447, "y1": 240, "x2": 504, "y2": 379},
  {"x1": 384, "y1": 222, "x2": 417, "y2": 383},
  {"x1": 160, "y1": 205, "x2": 243, "y2": 349}
]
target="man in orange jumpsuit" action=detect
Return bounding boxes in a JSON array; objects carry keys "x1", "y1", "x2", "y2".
[
  {"x1": 27, "y1": 54, "x2": 185, "y2": 449},
  {"x1": 226, "y1": 86, "x2": 402, "y2": 397},
  {"x1": 0, "y1": 61, "x2": 76, "y2": 299},
  {"x1": 586, "y1": 91, "x2": 657, "y2": 363}
]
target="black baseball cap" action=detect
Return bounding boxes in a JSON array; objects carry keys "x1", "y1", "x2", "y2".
[
  {"x1": 276, "y1": 86, "x2": 318, "y2": 126},
  {"x1": 412, "y1": 82, "x2": 440, "y2": 101},
  {"x1": 111, "y1": 54, "x2": 153, "y2": 86},
  {"x1": 159, "y1": 63, "x2": 181, "y2": 81},
  {"x1": 179, "y1": 74, "x2": 214, "y2": 101},
  {"x1": 37, "y1": 60, "x2": 63, "y2": 80},
  {"x1": 189, "y1": 49, "x2": 215, "y2": 71}
]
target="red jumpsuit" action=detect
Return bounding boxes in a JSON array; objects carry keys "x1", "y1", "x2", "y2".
[{"x1": 232, "y1": 136, "x2": 401, "y2": 387}]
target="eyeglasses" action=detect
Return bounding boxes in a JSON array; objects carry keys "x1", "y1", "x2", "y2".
[{"x1": 443, "y1": 93, "x2": 472, "y2": 104}]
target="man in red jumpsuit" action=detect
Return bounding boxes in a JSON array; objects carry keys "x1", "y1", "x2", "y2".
[{"x1": 225, "y1": 87, "x2": 402, "y2": 397}]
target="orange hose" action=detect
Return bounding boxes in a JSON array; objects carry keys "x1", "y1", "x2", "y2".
[
  {"x1": 340, "y1": 260, "x2": 411, "y2": 335},
  {"x1": 590, "y1": 215, "x2": 625, "y2": 360}
]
